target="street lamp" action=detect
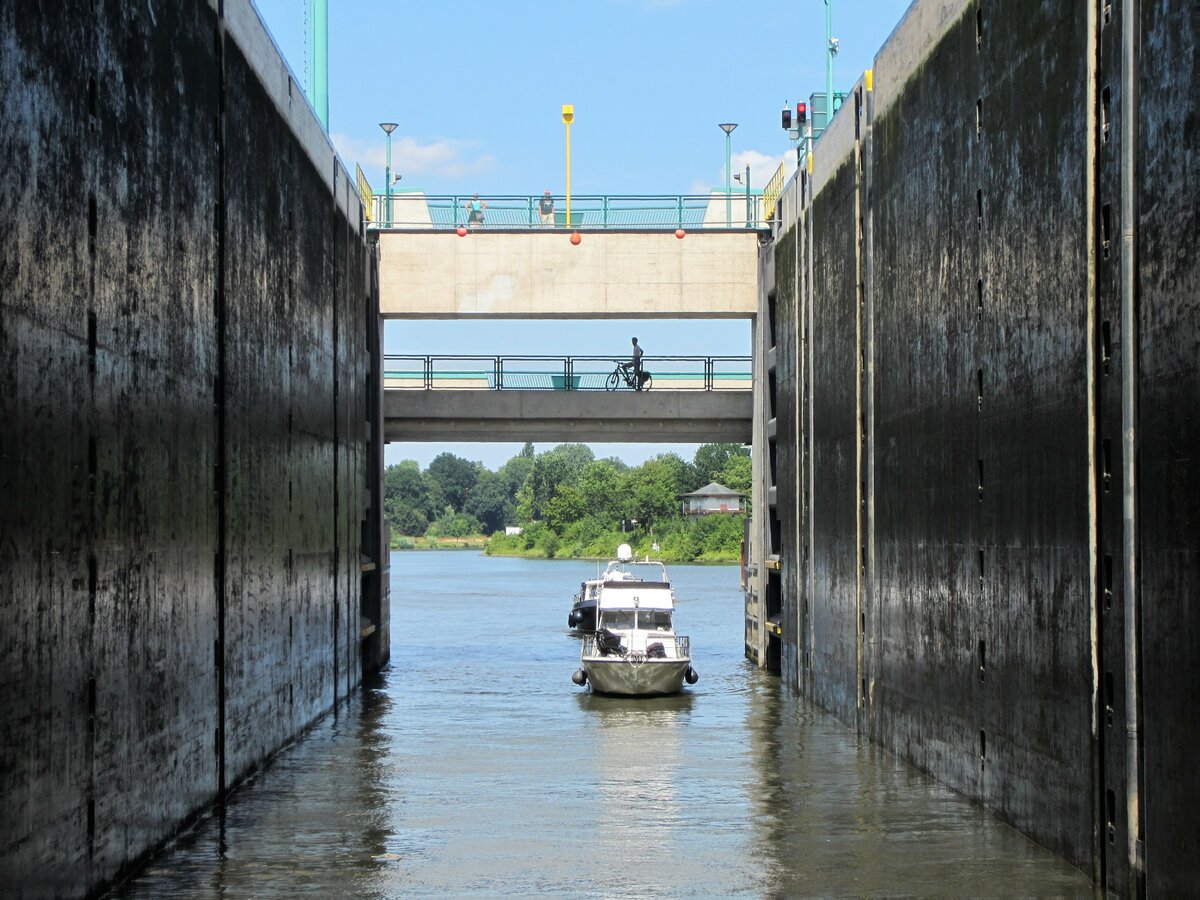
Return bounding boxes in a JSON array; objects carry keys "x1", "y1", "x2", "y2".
[
  {"x1": 733, "y1": 165, "x2": 751, "y2": 227},
  {"x1": 379, "y1": 122, "x2": 398, "y2": 225},
  {"x1": 825, "y1": 0, "x2": 840, "y2": 117},
  {"x1": 719, "y1": 123, "x2": 738, "y2": 228},
  {"x1": 562, "y1": 105, "x2": 574, "y2": 227}
]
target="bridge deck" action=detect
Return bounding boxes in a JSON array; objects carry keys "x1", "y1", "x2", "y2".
[{"x1": 384, "y1": 389, "x2": 752, "y2": 443}]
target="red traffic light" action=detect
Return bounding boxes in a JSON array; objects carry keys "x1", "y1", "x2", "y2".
[{"x1": 796, "y1": 102, "x2": 808, "y2": 125}]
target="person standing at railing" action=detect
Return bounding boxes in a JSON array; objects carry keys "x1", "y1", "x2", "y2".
[
  {"x1": 538, "y1": 190, "x2": 555, "y2": 226},
  {"x1": 465, "y1": 193, "x2": 487, "y2": 227},
  {"x1": 622, "y1": 336, "x2": 646, "y2": 390}
]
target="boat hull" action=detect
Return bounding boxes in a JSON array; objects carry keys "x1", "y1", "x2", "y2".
[{"x1": 581, "y1": 656, "x2": 690, "y2": 696}]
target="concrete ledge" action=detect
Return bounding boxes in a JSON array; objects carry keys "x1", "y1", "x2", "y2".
[{"x1": 384, "y1": 389, "x2": 752, "y2": 443}]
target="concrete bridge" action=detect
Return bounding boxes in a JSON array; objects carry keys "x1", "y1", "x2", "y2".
[
  {"x1": 376, "y1": 229, "x2": 760, "y2": 319},
  {"x1": 381, "y1": 354, "x2": 753, "y2": 442}
]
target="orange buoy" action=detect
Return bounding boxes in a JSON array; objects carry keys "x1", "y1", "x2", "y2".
[
  {"x1": 675, "y1": 228, "x2": 686, "y2": 239},
  {"x1": 570, "y1": 232, "x2": 581, "y2": 245},
  {"x1": 456, "y1": 226, "x2": 467, "y2": 237}
]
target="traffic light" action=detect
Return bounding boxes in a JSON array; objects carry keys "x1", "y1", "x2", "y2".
[
  {"x1": 781, "y1": 104, "x2": 792, "y2": 130},
  {"x1": 796, "y1": 102, "x2": 808, "y2": 126}
]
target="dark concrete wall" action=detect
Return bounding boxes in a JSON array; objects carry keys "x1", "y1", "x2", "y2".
[
  {"x1": 0, "y1": 2, "x2": 374, "y2": 895},
  {"x1": 1135, "y1": 1, "x2": 1199, "y2": 893},
  {"x1": 759, "y1": 0, "x2": 1198, "y2": 891}
]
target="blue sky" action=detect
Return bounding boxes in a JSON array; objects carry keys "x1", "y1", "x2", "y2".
[{"x1": 252, "y1": 0, "x2": 913, "y2": 470}]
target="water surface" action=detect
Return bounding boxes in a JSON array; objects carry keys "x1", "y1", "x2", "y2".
[{"x1": 117, "y1": 551, "x2": 1090, "y2": 897}]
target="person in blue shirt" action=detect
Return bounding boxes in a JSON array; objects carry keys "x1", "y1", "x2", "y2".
[{"x1": 465, "y1": 193, "x2": 488, "y2": 227}]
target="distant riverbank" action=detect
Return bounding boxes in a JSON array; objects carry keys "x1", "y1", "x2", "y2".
[{"x1": 391, "y1": 535, "x2": 488, "y2": 551}]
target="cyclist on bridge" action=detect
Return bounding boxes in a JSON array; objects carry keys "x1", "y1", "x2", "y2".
[{"x1": 627, "y1": 337, "x2": 646, "y2": 391}]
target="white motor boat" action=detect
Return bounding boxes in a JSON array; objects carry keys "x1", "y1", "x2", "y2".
[
  {"x1": 568, "y1": 546, "x2": 669, "y2": 632},
  {"x1": 571, "y1": 544, "x2": 697, "y2": 696}
]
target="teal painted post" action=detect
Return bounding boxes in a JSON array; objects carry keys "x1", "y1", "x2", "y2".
[
  {"x1": 825, "y1": 0, "x2": 838, "y2": 117},
  {"x1": 676, "y1": 196, "x2": 684, "y2": 228},
  {"x1": 309, "y1": 0, "x2": 329, "y2": 131},
  {"x1": 603, "y1": 196, "x2": 609, "y2": 227},
  {"x1": 744, "y1": 165, "x2": 751, "y2": 227},
  {"x1": 725, "y1": 132, "x2": 731, "y2": 227},
  {"x1": 384, "y1": 132, "x2": 392, "y2": 225},
  {"x1": 527, "y1": 196, "x2": 534, "y2": 226},
  {"x1": 719, "y1": 123, "x2": 737, "y2": 228},
  {"x1": 379, "y1": 123, "x2": 398, "y2": 226}
]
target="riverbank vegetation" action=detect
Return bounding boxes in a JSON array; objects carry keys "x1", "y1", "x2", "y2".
[{"x1": 384, "y1": 442, "x2": 749, "y2": 563}]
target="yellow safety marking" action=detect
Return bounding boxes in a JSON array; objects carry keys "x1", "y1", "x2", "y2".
[{"x1": 865, "y1": 69, "x2": 874, "y2": 92}]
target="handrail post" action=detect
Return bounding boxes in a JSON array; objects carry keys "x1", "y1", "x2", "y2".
[
  {"x1": 495, "y1": 356, "x2": 502, "y2": 390},
  {"x1": 603, "y1": 196, "x2": 609, "y2": 227},
  {"x1": 677, "y1": 196, "x2": 684, "y2": 228},
  {"x1": 564, "y1": 357, "x2": 572, "y2": 390},
  {"x1": 527, "y1": 196, "x2": 534, "y2": 227},
  {"x1": 424, "y1": 356, "x2": 432, "y2": 390}
]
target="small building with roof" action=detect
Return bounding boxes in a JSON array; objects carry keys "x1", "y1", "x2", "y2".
[{"x1": 679, "y1": 482, "x2": 746, "y2": 516}]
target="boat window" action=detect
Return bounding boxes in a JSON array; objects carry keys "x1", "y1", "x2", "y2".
[
  {"x1": 638, "y1": 610, "x2": 673, "y2": 631},
  {"x1": 601, "y1": 610, "x2": 636, "y2": 631}
]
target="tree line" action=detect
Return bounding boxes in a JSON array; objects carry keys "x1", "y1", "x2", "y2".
[{"x1": 384, "y1": 442, "x2": 751, "y2": 562}]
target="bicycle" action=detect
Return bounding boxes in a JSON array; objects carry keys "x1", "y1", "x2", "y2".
[{"x1": 605, "y1": 360, "x2": 652, "y2": 392}]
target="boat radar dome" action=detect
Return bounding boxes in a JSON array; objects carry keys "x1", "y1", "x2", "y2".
[{"x1": 616, "y1": 543, "x2": 634, "y2": 562}]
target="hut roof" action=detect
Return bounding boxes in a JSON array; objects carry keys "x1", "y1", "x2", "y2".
[{"x1": 678, "y1": 481, "x2": 745, "y2": 499}]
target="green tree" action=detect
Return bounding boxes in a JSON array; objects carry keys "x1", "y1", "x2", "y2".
[
  {"x1": 717, "y1": 454, "x2": 752, "y2": 497},
  {"x1": 624, "y1": 454, "x2": 688, "y2": 525},
  {"x1": 463, "y1": 469, "x2": 512, "y2": 533},
  {"x1": 577, "y1": 459, "x2": 625, "y2": 525},
  {"x1": 383, "y1": 460, "x2": 442, "y2": 532},
  {"x1": 386, "y1": 502, "x2": 429, "y2": 537},
  {"x1": 692, "y1": 443, "x2": 750, "y2": 489},
  {"x1": 426, "y1": 507, "x2": 483, "y2": 538},
  {"x1": 426, "y1": 452, "x2": 480, "y2": 512},
  {"x1": 544, "y1": 484, "x2": 587, "y2": 533},
  {"x1": 524, "y1": 444, "x2": 595, "y2": 521},
  {"x1": 498, "y1": 453, "x2": 534, "y2": 497}
]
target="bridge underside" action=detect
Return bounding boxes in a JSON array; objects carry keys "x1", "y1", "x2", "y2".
[{"x1": 383, "y1": 390, "x2": 752, "y2": 443}]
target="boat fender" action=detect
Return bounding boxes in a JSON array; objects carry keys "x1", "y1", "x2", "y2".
[
  {"x1": 568, "y1": 609, "x2": 585, "y2": 628},
  {"x1": 684, "y1": 666, "x2": 698, "y2": 685},
  {"x1": 572, "y1": 669, "x2": 588, "y2": 686}
]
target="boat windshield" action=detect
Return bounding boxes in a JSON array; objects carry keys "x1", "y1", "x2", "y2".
[
  {"x1": 601, "y1": 610, "x2": 636, "y2": 631},
  {"x1": 600, "y1": 610, "x2": 672, "y2": 632},
  {"x1": 639, "y1": 610, "x2": 673, "y2": 632}
]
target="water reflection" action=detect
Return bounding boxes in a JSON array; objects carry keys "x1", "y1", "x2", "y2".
[{"x1": 115, "y1": 552, "x2": 1089, "y2": 898}]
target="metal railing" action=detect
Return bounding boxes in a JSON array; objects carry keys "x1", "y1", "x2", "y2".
[
  {"x1": 383, "y1": 355, "x2": 752, "y2": 391},
  {"x1": 762, "y1": 164, "x2": 786, "y2": 224},
  {"x1": 581, "y1": 634, "x2": 691, "y2": 658},
  {"x1": 369, "y1": 193, "x2": 767, "y2": 231}
]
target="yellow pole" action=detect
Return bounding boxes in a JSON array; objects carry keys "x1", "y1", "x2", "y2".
[{"x1": 562, "y1": 104, "x2": 574, "y2": 226}]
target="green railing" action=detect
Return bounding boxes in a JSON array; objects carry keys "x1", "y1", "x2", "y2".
[
  {"x1": 369, "y1": 194, "x2": 767, "y2": 231},
  {"x1": 383, "y1": 355, "x2": 752, "y2": 391}
]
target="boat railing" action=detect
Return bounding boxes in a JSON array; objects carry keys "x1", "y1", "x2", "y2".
[{"x1": 582, "y1": 634, "x2": 689, "y2": 658}]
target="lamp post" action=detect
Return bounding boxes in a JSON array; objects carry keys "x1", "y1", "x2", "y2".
[
  {"x1": 734, "y1": 165, "x2": 751, "y2": 226},
  {"x1": 825, "y1": 0, "x2": 840, "y2": 117},
  {"x1": 562, "y1": 105, "x2": 574, "y2": 227},
  {"x1": 719, "y1": 123, "x2": 738, "y2": 227},
  {"x1": 379, "y1": 122, "x2": 398, "y2": 226}
]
